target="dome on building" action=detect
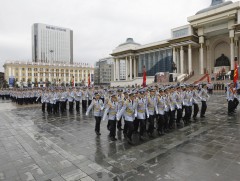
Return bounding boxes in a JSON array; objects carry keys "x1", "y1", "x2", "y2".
[
  {"x1": 118, "y1": 38, "x2": 141, "y2": 47},
  {"x1": 196, "y1": 0, "x2": 233, "y2": 14}
]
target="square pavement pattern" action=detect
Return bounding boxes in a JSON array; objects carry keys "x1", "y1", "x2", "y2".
[{"x1": 0, "y1": 95, "x2": 240, "y2": 181}]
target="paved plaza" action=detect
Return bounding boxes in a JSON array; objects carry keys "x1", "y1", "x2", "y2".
[{"x1": 0, "y1": 94, "x2": 240, "y2": 181}]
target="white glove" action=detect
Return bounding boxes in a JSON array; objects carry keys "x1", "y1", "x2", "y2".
[
  {"x1": 147, "y1": 115, "x2": 149, "y2": 119},
  {"x1": 86, "y1": 113, "x2": 89, "y2": 116},
  {"x1": 135, "y1": 113, "x2": 137, "y2": 118}
]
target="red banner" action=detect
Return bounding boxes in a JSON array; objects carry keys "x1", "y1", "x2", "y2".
[
  {"x1": 142, "y1": 66, "x2": 146, "y2": 87},
  {"x1": 234, "y1": 61, "x2": 238, "y2": 87},
  {"x1": 194, "y1": 73, "x2": 210, "y2": 84}
]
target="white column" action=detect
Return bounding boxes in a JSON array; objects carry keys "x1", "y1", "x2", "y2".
[
  {"x1": 176, "y1": 48, "x2": 180, "y2": 74},
  {"x1": 8, "y1": 67, "x2": 12, "y2": 77},
  {"x1": 19, "y1": 68, "x2": 22, "y2": 81},
  {"x1": 130, "y1": 56, "x2": 132, "y2": 80},
  {"x1": 188, "y1": 44, "x2": 192, "y2": 74},
  {"x1": 235, "y1": 38, "x2": 239, "y2": 60},
  {"x1": 133, "y1": 56, "x2": 136, "y2": 78},
  {"x1": 180, "y1": 46, "x2": 184, "y2": 74},
  {"x1": 116, "y1": 59, "x2": 119, "y2": 81},
  {"x1": 230, "y1": 37, "x2": 235, "y2": 71},
  {"x1": 37, "y1": 68, "x2": 40, "y2": 82},
  {"x1": 43, "y1": 68, "x2": 46, "y2": 82},
  {"x1": 26, "y1": 68, "x2": 28, "y2": 82},
  {"x1": 173, "y1": 47, "x2": 176, "y2": 64},
  {"x1": 113, "y1": 59, "x2": 116, "y2": 81},
  {"x1": 125, "y1": 57, "x2": 128, "y2": 80},
  {"x1": 78, "y1": 70, "x2": 80, "y2": 84},
  {"x1": 12, "y1": 68, "x2": 15, "y2": 78},
  {"x1": 32, "y1": 68, "x2": 34, "y2": 82},
  {"x1": 199, "y1": 43, "x2": 204, "y2": 74},
  {"x1": 48, "y1": 68, "x2": 51, "y2": 82}
]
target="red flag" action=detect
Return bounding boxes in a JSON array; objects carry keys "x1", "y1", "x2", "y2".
[
  {"x1": 233, "y1": 60, "x2": 238, "y2": 87},
  {"x1": 207, "y1": 73, "x2": 210, "y2": 83},
  {"x1": 88, "y1": 73, "x2": 91, "y2": 87},
  {"x1": 72, "y1": 76, "x2": 75, "y2": 87},
  {"x1": 142, "y1": 66, "x2": 146, "y2": 87}
]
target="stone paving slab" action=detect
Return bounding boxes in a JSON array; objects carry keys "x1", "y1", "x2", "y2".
[{"x1": 0, "y1": 95, "x2": 240, "y2": 180}]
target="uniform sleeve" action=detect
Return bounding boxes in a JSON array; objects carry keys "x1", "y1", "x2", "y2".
[
  {"x1": 117, "y1": 103, "x2": 127, "y2": 120},
  {"x1": 102, "y1": 105, "x2": 110, "y2": 121},
  {"x1": 86, "y1": 100, "x2": 94, "y2": 115}
]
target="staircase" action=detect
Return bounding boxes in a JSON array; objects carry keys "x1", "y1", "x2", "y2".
[{"x1": 184, "y1": 74, "x2": 207, "y2": 84}]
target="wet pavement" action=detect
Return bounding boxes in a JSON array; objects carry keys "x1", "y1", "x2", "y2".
[{"x1": 0, "y1": 95, "x2": 240, "y2": 181}]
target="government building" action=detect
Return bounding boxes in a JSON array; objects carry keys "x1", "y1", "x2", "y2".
[
  {"x1": 111, "y1": 0, "x2": 240, "y2": 86},
  {"x1": 32, "y1": 23, "x2": 73, "y2": 64},
  {"x1": 3, "y1": 61, "x2": 94, "y2": 87}
]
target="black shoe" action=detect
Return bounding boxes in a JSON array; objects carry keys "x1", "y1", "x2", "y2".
[
  {"x1": 139, "y1": 136, "x2": 144, "y2": 141},
  {"x1": 111, "y1": 137, "x2": 117, "y2": 141},
  {"x1": 200, "y1": 115, "x2": 205, "y2": 118},
  {"x1": 95, "y1": 131, "x2": 101, "y2": 136}
]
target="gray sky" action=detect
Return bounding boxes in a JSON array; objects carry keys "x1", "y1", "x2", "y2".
[{"x1": 0, "y1": 0, "x2": 237, "y2": 71}]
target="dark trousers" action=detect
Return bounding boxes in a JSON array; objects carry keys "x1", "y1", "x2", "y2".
[
  {"x1": 109, "y1": 119, "x2": 117, "y2": 138},
  {"x1": 69, "y1": 101, "x2": 73, "y2": 112},
  {"x1": 169, "y1": 110, "x2": 176, "y2": 129},
  {"x1": 139, "y1": 119, "x2": 146, "y2": 136},
  {"x1": 228, "y1": 100, "x2": 234, "y2": 113},
  {"x1": 76, "y1": 101, "x2": 80, "y2": 111},
  {"x1": 53, "y1": 104, "x2": 57, "y2": 114},
  {"x1": 56, "y1": 102, "x2": 60, "y2": 113},
  {"x1": 82, "y1": 100, "x2": 87, "y2": 111},
  {"x1": 193, "y1": 103, "x2": 199, "y2": 118},
  {"x1": 88, "y1": 100, "x2": 92, "y2": 107},
  {"x1": 157, "y1": 114, "x2": 165, "y2": 133},
  {"x1": 233, "y1": 98, "x2": 239, "y2": 110},
  {"x1": 176, "y1": 108, "x2": 183, "y2": 124},
  {"x1": 60, "y1": 101, "x2": 65, "y2": 113},
  {"x1": 200, "y1": 101, "x2": 207, "y2": 116},
  {"x1": 148, "y1": 115, "x2": 155, "y2": 134},
  {"x1": 42, "y1": 103, "x2": 45, "y2": 112},
  {"x1": 133, "y1": 119, "x2": 139, "y2": 132},
  {"x1": 95, "y1": 116, "x2": 101, "y2": 133},
  {"x1": 125, "y1": 121, "x2": 134, "y2": 140},
  {"x1": 47, "y1": 103, "x2": 51, "y2": 113},
  {"x1": 164, "y1": 111, "x2": 169, "y2": 130},
  {"x1": 117, "y1": 117, "x2": 123, "y2": 130},
  {"x1": 123, "y1": 119, "x2": 128, "y2": 135}
]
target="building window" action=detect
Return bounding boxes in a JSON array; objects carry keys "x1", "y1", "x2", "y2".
[
  {"x1": 28, "y1": 68, "x2": 31, "y2": 71},
  {"x1": 22, "y1": 68, "x2": 25, "y2": 71},
  {"x1": 22, "y1": 78, "x2": 25, "y2": 82},
  {"x1": 40, "y1": 68, "x2": 43, "y2": 71},
  {"x1": 34, "y1": 68, "x2": 37, "y2": 71}
]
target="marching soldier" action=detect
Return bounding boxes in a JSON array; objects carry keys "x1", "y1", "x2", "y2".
[
  {"x1": 135, "y1": 89, "x2": 149, "y2": 140},
  {"x1": 86, "y1": 93, "x2": 104, "y2": 136},
  {"x1": 102, "y1": 94, "x2": 118, "y2": 141},
  {"x1": 146, "y1": 88, "x2": 158, "y2": 138},
  {"x1": 156, "y1": 89, "x2": 166, "y2": 135},
  {"x1": 199, "y1": 84, "x2": 210, "y2": 118},
  {"x1": 117, "y1": 92, "x2": 137, "y2": 144}
]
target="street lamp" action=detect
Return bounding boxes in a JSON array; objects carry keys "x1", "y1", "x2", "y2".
[{"x1": 49, "y1": 50, "x2": 54, "y2": 63}]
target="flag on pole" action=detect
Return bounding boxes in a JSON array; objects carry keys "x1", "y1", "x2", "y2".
[
  {"x1": 142, "y1": 65, "x2": 146, "y2": 87},
  {"x1": 88, "y1": 73, "x2": 91, "y2": 87},
  {"x1": 233, "y1": 57, "x2": 238, "y2": 87},
  {"x1": 72, "y1": 76, "x2": 75, "y2": 87}
]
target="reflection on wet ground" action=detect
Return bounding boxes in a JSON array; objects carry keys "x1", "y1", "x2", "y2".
[{"x1": 0, "y1": 95, "x2": 240, "y2": 181}]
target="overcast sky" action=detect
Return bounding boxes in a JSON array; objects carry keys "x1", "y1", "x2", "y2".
[{"x1": 0, "y1": 0, "x2": 238, "y2": 71}]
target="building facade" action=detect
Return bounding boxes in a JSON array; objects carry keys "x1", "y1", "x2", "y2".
[
  {"x1": 94, "y1": 57, "x2": 114, "y2": 85},
  {"x1": 32, "y1": 23, "x2": 73, "y2": 64},
  {"x1": 3, "y1": 61, "x2": 94, "y2": 87},
  {"x1": 111, "y1": 0, "x2": 240, "y2": 86}
]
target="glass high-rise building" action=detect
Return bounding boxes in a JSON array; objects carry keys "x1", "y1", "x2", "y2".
[{"x1": 32, "y1": 23, "x2": 73, "y2": 64}]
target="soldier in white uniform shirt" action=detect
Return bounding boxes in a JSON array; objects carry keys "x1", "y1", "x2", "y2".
[
  {"x1": 156, "y1": 89, "x2": 166, "y2": 135},
  {"x1": 135, "y1": 89, "x2": 149, "y2": 141},
  {"x1": 74, "y1": 87, "x2": 82, "y2": 112},
  {"x1": 86, "y1": 93, "x2": 104, "y2": 136},
  {"x1": 102, "y1": 94, "x2": 118, "y2": 141},
  {"x1": 117, "y1": 92, "x2": 137, "y2": 144},
  {"x1": 199, "y1": 84, "x2": 210, "y2": 118}
]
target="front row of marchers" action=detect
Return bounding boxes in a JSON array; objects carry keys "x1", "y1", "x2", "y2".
[{"x1": 86, "y1": 84, "x2": 210, "y2": 145}]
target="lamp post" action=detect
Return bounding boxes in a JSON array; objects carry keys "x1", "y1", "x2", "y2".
[{"x1": 49, "y1": 50, "x2": 54, "y2": 63}]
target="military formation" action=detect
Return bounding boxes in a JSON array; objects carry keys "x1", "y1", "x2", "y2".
[{"x1": 0, "y1": 84, "x2": 211, "y2": 145}]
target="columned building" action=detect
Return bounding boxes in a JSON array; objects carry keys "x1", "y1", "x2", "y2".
[
  {"x1": 111, "y1": 0, "x2": 240, "y2": 86},
  {"x1": 3, "y1": 61, "x2": 94, "y2": 87}
]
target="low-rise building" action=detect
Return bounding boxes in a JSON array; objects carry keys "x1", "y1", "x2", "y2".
[{"x1": 3, "y1": 61, "x2": 94, "y2": 87}]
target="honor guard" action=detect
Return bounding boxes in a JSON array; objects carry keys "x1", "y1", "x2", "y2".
[
  {"x1": 86, "y1": 92, "x2": 104, "y2": 135},
  {"x1": 199, "y1": 84, "x2": 210, "y2": 118},
  {"x1": 102, "y1": 94, "x2": 118, "y2": 141}
]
